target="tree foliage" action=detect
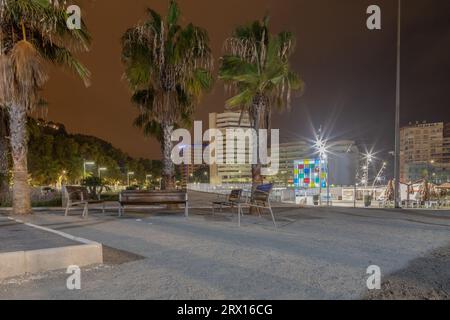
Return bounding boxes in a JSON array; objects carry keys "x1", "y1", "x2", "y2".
[
  {"x1": 121, "y1": 0, "x2": 213, "y2": 189},
  {"x1": 27, "y1": 118, "x2": 162, "y2": 187}
]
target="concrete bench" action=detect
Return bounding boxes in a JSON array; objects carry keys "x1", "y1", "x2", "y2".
[
  {"x1": 119, "y1": 190, "x2": 188, "y2": 217},
  {"x1": 64, "y1": 186, "x2": 105, "y2": 218}
]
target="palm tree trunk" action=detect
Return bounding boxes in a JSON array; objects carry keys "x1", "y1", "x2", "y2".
[
  {"x1": 161, "y1": 121, "x2": 175, "y2": 190},
  {"x1": 7, "y1": 103, "x2": 32, "y2": 215},
  {"x1": 250, "y1": 94, "x2": 267, "y2": 212},
  {"x1": 0, "y1": 109, "x2": 10, "y2": 204},
  {"x1": 0, "y1": 133, "x2": 9, "y2": 204}
]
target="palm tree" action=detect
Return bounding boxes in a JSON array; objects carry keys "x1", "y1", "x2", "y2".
[
  {"x1": 0, "y1": 0, "x2": 90, "y2": 215},
  {"x1": 0, "y1": 108, "x2": 9, "y2": 204},
  {"x1": 219, "y1": 17, "x2": 303, "y2": 193},
  {"x1": 121, "y1": 0, "x2": 213, "y2": 190}
]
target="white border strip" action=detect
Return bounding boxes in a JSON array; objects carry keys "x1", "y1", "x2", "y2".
[{"x1": 7, "y1": 217, "x2": 101, "y2": 246}]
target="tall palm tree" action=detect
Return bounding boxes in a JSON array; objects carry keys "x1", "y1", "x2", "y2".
[
  {"x1": 0, "y1": 0, "x2": 90, "y2": 215},
  {"x1": 219, "y1": 17, "x2": 303, "y2": 193},
  {"x1": 121, "y1": 0, "x2": 213, "y2": 190},
  {"x1": 0, "y1": 108, "x2": 9, "y2": 203}
]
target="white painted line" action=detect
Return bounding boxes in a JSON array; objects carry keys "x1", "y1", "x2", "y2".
[{"x1": 7, "y1": 217, "x2": 101, "y2": 246}]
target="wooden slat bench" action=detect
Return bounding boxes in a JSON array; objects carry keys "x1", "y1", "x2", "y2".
[
  {"x1": 212, "y1": 189, "x2": 243, "y2": 214},
  {"x1": 119, "y1": 190, "x2": 188, "y2": 217},
  {"x1": 64, "y1": 186, "x2": 105, "y2": 218},
  {"x1": 239, "y1": 184, "x2": 277, "y2": 229}
]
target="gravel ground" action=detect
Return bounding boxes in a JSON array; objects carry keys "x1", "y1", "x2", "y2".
[{"x1": 0, "y1": 193, "x2": 449, "y2": 300}]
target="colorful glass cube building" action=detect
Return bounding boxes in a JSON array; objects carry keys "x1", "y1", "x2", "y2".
[{"x1": 293, "y1": 158, "x2": 328, "y2": 189}]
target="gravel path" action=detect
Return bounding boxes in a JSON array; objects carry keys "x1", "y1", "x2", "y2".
[{"x1": 0, "y1": 196, "x2": 449, "y2": 300}]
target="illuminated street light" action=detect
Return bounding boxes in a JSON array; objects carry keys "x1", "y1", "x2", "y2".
[
  {"x1": 83, "y1": 161, "x2": 95, "y2": 178},
  {"x1": 98, "y1": 167, "x2": 107, "y2": 179},
  {"x1": 363, "y1": 152, "x2": 375, "y2": 188},
  {"x1": 127, "y1": 171, "x2": 135, "y2": 186},
  {"x1": 313, "y1": 135, "x2": 330, "y2": 206}
]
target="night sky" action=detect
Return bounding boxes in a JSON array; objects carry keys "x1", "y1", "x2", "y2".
[{"x1": 42, "y1": 0, "x2": 450, "y2": 160}]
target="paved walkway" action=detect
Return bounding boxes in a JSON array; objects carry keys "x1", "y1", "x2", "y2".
[
  {"x1": 0, "y1": 192, "x2": 449, "y2": 299},
  {"x1": 0, "y1": 217, "x2": 79, "y2": 253}
]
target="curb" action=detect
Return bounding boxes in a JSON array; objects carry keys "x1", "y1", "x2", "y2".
[{"x1": 0, "y1": 218, "x2": 103, "y2": 280}]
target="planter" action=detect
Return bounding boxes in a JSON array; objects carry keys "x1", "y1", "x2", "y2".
[
  {"x1": 364, "y1": 195, "x2": 372, "y2": 207},
  {"x1": 313, "y1": 195, "x2": 320, "y2": 206}
]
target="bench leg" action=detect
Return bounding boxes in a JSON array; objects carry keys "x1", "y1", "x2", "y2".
[
  {"x1": 102, "y1": 202, "x2": 106, "y2": 214},
  {"x1": 82, "y1": 203, "x2": 88, "y2": 218},
  {"x1": 118, "y1": 205, "x2": 124, "y2": 217},
  {"x1": 257, "y1": 207, "x2": 262, "y2": 217},
  {"x1": 238, "y1": 205, "x2": 241, "y2": 228},
  {"x1": 185, "y1": 201, "x2": 189, "y2": 218},
  {"x1": 269, "y1": 207, "x2": 277, "y2": 230},
  {"x1": 64, "y1": 202, "x2": 71, "y2": 217}
]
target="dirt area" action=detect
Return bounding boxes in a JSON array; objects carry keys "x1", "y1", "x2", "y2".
[{"x1": 365, "y1": 244, "x2": 450, "y2": 300}]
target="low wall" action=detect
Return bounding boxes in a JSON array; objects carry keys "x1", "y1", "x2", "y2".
[{"x1": 0, "y1": 218, "x2": 103, "y2": 280}]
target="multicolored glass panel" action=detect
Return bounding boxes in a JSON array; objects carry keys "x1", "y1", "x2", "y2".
[{"x1": 294, "y1": 159, "x2": 328, "y2": 189}]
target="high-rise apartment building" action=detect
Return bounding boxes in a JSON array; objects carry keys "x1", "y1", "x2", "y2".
[
  {"x1": 400, "y1": 121, "x2": 449, "y2": 183},
  {"x1": 209, "y1": 112, "x2": 252, "y2": 184}
]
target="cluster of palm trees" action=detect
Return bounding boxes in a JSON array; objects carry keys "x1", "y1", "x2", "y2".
[{"x1": 0, "y1": 0, "x2": 302, "y2": 215}]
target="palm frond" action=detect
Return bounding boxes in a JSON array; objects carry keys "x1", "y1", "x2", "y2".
[{"x1": 10, "y1": 40, "x2": 48, "y2": 110}]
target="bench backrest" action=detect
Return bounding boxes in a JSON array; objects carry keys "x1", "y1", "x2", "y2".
[
  {"x1": 253, "y1": 184, "x2": 273, "y2": 202},
  {"x1": 120, "y1": 191, "x2": 187, "y2": 204},
  {"x1": 65, "y1": 186, "x2": 89, "y2": 201},
  {"x1": 228, "y1": 189, "x2": 243, "y2": 202}
]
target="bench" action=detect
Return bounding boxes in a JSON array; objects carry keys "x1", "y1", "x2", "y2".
[
  {"x1": 239, "y1": 184, "x2": 277, "y2": 229},
  {"x1": 119, "y1": 191, "x2": 188, "y2": 217},
  {"x1": 212, "y1": 189, "x2": 243, "y2": 214},
  {"x1": 64, "y1": 186, "x2": 105, "y2": 218}
]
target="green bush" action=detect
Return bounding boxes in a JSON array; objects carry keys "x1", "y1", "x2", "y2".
[
  {"x1": 100, "y1": 193, "x2": 119, "y2": 202},
  {"x1": 32, "y1": 198, "x2": 63, "y2": 208}
]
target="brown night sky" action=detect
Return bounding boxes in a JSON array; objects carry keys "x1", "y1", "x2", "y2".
[{"x1": 41, "y1": 0, "x2": 450, "y2": 160}]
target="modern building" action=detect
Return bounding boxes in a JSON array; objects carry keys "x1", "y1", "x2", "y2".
[
  {"x1": 268, "y1": 140, "x2": 359, "y2": 187},
  {"x1": 444, "y1": 123, "x2": 450, "y2": 164},
  {"x1": 209, "y1": 112, "x2": 252, "y2": 184},
  {"x1": 180, "y1": 143, "x2": 209, "y2": 187},
  {"x1": 400, "y1": 121, "x2": 450, "y2": 183},
  {"x1": 209, "y1": 112, "x2": 359, "y2": 187}
]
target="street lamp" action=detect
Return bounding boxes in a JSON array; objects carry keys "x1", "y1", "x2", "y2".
[
  {"x1": 394, "y1": 0, "x2": 402, "y2": 209},
  {"x1": 363, "y1": 152, "x2": 374, "y2": 188},
  {"x1": 127, "y1": 172, "x2": 134, "y2": 186},
  {"x1": 146, "y1": 174, "x2": 153, "y2": 188},
  {"x1": 83, "y1": 161, "x2": 95, "y2": 178},
  {"x1": 98, "y1": 167, "x2": 107, "y2": 179},
  {"x1": 314, "y1": 136, "x2": 329, "y2": 206}
]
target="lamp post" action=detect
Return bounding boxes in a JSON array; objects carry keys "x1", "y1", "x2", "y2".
[
  {"x1": 98, "y1": 167, "x2": 107, "y2": 179},
  {"x1": 127, "y1": 172, "x2": 134, "y2": 187},
  {"x1": 83, "y1": 161, "x2": 95, "y2": 178},
  {"x1": 394, "y1": 0, "x2": 402, "y2": 209},
  {"x1": 364, "y1": 152, "x2": 373, "y2": 188},
  {"x1": 314, "y1": 136, "x2": 328, "y2": 206},
  {"x1": 146, "y1": 174, "x2": 153, "y2": 188}
]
